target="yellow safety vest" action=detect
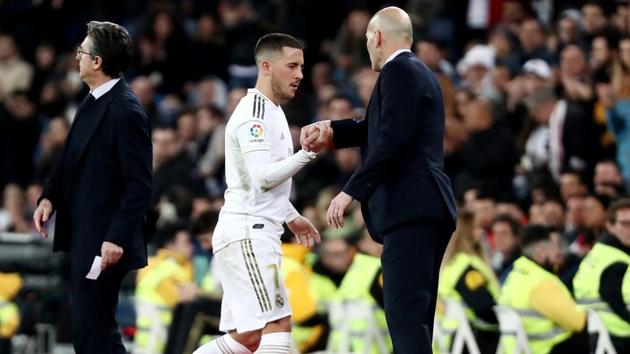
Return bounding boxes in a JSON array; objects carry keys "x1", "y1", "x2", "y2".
[
  {"x1": 573, "y1": 242, "x2": 630, "y2": 337},
  {"x1": 439, "y1": 252, "x2": 500, "y2": 329},
  {"x1": 134, "y1": 251, "x2": 193, "y2": 353},
  {"x1": 499, "y1": 256, "x2": 572, "y2": 354},
  {"x1": 313, "y1": 253, "x2": 392, "y2": 353},
  {"x1": 0, "y1": 299, "x2": 19, "y2": 338}
]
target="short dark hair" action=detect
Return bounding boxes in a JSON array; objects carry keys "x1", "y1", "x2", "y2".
[
  {"x1": 191, "y1": 210, "x2": 219, "y2": 236},
  {"x1": 492, "y1": 214, "x2": 521, "y2": 236},
  {"x1": 520, "y1": 224, "x2": 551, "y2": 249},
  {"x1": 87, "y1": 21, "x2": 133, "y2": 78},
  {"x1": 154, "y1": 222, "x2": 189, "y2": 250},
  {"x1": 606, "y1": 198, "x2": 630, "y2": 224},
  {"x1": 254, "y1": 33, "x2": 302, "y2": 63}
]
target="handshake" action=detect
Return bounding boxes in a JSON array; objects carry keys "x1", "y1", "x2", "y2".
[{"x1": 300, "y1": 119, "x2": 334, "y2": 153}]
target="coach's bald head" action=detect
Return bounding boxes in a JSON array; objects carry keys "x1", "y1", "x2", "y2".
[{"x1": 365, "y1": 7, "x2": 413, "y2": 71}]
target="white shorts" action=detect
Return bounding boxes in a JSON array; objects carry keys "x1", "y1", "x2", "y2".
[{"x1": 214, "y1": 238, "x2": 291, "y2": 333}]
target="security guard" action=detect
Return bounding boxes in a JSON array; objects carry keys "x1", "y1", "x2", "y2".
[
  {"x1": 438, "y1": 211, "x2": 500, "y2": 353},
  {"x1": 573, "y1": 198, "x2": 630, "y2": 352},
  {"x1": 499, "y1": 225, "x2": 588, "y2": 354},
  {"x1": 310, "y1": 235, "x2": 391, "y2": 353},
  {"x1": 134, "y1": 226, "x2": 195, "y2": 354},
  {"x1": 281, "y1": 238, "x2": 326, "y2": 353},
  {"x1": 0, "y1": 273, "x2": 21, "y2": 354}
]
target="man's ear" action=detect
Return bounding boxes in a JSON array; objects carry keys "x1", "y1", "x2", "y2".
[
  {"x1": 92, "y1": 55, "x2": 103, "y2": 72},
  {"x1": 260, "y1": 60, "x2": 272, "y2": 75},
  {"x1": 375, "y1": 30, "x2": 382, "y2": 48}
]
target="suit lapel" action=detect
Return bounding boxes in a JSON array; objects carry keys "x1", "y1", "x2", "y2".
[{"x1": 63, "y1": 79, "x2": 126, "y2": 198}]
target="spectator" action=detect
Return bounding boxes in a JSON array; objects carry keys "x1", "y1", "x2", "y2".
[
  {"x1": 0, "y1": 34, "x2": 33, "y2": 101},
  {"x1": 438, "y1": 210, "x2": 500, "y2": 353},
  {"x1": 581, "y1": 1, "x2": 611, "y2": 51},
  {"x1": 187, "y1": 14, "x2": 228, "y2": 82},
  {"x1": 559, "y1": 45, "x2": 594, "y2": 103},
  {"x1": 573, "y1": 198, "x2": 630, "y2": 352},
  {"x1": 134, "y1": 225, "x2": 196, "y2": 354},
  {"x1": 499, "y1": 225, "x2": 589, "y2": 354},
  {"x1": 490, "y1": 214, "x2": 521, "y2": 283},
  {"x1": 455, "y1": 98, "x2": 517, "y2": 199},
  {"x1": 33, "y1": 116, "x2": 69, "y2": 182},
  {"x1": 130, "y1": 76, "x2": 159, "y2": 127},
  {"x1": 593, "y1": 159, "x2": 626, "y2": 198},
  {"x1": 151, "y1": 125, "x2": 199, "y2": 208},
  {"x1": 519, "y1": 19, "x2": 554, "y2": 64},
  {"x1": 525, "y1": 88, "x2": 593, "y2": 181},
  {"x1": 0, "y1": 92, "x2": 40, "y2": 188},
  {"x1": 0, "y1": 184, "x2": 31, "y2": 233}
]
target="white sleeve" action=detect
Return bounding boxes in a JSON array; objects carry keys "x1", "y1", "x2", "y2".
[
  {"x1": 236, "y1": 119, "x2": 317, "y2": 192},
  {"x1": 285, "y1": 201, "x2": 300, "y2": 223}
]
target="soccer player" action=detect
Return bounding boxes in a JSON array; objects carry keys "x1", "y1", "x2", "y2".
[{"x1": 193, "y1": 33, "x2": 321, "y2": 354}]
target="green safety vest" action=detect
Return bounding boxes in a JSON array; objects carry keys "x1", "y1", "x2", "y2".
[
  {"x1": 573, "y1": 242, "x2": 630, "y2": 337},
  {"x1": 438, "y1": 252, "x2": 500, "y2": 330},
  {"x1": 311, "y1": 253, "x2": 392, "y2": 353},
  {"x1": 499, "y1": 256, "x2": 572, "y2": 354}
]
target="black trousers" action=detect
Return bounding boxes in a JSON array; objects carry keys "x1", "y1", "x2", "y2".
[
  {"x1": 163, "y1": 297, "x2": 222, "y2": 354},
  {"x1": 381, "y1": 221, "x2": 452, "y2": 354},
  {"x1": 550, "y1": 330, "x2": 589, "y2": 354},
  {"x1": 70, "y1": 267, "x2": 128, "y2": 354},
  {"x1": 610, "y1": 335, "x2": 630, "y2": 354}
]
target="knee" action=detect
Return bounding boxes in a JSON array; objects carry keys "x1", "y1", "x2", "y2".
[
  {"x1": 267, "y1": 316, "x2": 292, "y2": 333},
  {"x1": 231, "y1": 330, "x2": 262, "y2": 352}
]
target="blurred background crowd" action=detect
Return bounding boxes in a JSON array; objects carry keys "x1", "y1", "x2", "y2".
[{"x1": 1, "y1": 0, "x2": 630, "y2": 353}]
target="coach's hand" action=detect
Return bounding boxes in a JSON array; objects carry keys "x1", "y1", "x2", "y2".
[
  {"x1": 300, "y1": 120, "x2": 332, "y2": 153},
  {"x1": 287, "y1": 215, "x2": 321, "y2": 247},
  {"x1": 101, "y1": 241, "x2": 124, "y2": 271},
  {"x1": 327, "y1": 192, "x2": 353, "y2": 228},
  {"x1": 33, "y1": 199, "x2": 53, "y2": 238}
]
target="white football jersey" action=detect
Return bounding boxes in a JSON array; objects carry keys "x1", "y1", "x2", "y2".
[{"x1": 213, "y1": 89, "x2": 294, "y2": 252}]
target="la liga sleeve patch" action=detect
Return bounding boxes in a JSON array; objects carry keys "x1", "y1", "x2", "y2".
[{"x1": 249, "y1": 123, "x2": 265, "y2": 142}]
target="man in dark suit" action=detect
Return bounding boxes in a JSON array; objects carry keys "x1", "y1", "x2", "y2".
[
  {"x1": 302, "y1": 7, "x2": 457, "y2": 353},
  {"x1": 32, "y1": 21, "x2": 152, "y2": 354}
]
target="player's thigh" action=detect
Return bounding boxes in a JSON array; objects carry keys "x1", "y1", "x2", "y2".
[{"x1": 214, "y1": 239, "x2": 291, "y2": 333}]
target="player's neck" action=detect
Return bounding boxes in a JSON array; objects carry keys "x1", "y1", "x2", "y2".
[{"x1": 254, "y1": 81, "x2": 281, "y2": 106}]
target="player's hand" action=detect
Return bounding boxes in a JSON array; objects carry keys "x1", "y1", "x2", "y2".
[
  {"x1": 300, "y1": 120, "x2": 333, "y2": 153},
  {"x1": 287, "y1": 215, "x2": 321, "y2": 247},
  {"x1": 33, "y1": 199, "x2": 53, "y2": 238},
  {"x1": 327, "y1": 191, "x2": 353, "y2": 228},
  {"x1": 101, "y1": 241, "x2": 124, "y2": 271}
]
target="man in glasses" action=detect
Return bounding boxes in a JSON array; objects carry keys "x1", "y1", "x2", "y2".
[
  {"x1": 573, "y1": 198, "x2": 630, "y2": 352},
  {"x1": 33, "y1": 21, "x2": 152, "y2": 354}
]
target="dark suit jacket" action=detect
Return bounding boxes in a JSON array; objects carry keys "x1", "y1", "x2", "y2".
[
  {"x1": 40, "y1": 79, "x2": 152, "y2": 272},
  {"x1": 331, "y1": 52, "x2": 456, "y2": 242}
]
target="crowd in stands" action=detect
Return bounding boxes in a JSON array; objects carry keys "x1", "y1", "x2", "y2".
[{"x1": 1, "y1": 0, "x2": 630, "y2": 353}]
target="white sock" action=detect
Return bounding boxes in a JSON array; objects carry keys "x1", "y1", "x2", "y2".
[
  {"x1": 254, "y1": 332, "x2": 291, "y2": 353},
  {"x1": 193, "y1": 334, "x2": 252, "y2": 354}
]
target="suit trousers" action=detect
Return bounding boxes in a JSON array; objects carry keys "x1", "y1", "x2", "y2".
[
  {"x1": 381, "y1": 221, "x2": 452, "y2": 354},
  {"x1": 71, "y1": 266, "x2": 128, "y2": 354}
]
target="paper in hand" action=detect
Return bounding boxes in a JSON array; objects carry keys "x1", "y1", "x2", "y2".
[{"x1": 85, "y1": 256, "x2": 102, "y2": 280}]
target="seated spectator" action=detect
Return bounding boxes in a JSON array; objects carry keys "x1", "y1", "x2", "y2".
[
  {"x1": 438, "y1": 210, "x2": 500, "y2": 353},
  {"x1": 499, "y1": 225, "x2": 588, "y2": 354},
  {"x1": 573, "y1": 198, "x2": 630, "y2": 353},
  {"x1": 310, "y1": 235, "x2": 390, "y2": 353},
  {"x1": 134, "y1": 225, "x2": 196, "y2": 354},
  {"x1": 0, "y1": 273, "x2": 21, "y2": 354},
  {"x1": 490, "y1": 214, "x2": 521, "y2": 284}
]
